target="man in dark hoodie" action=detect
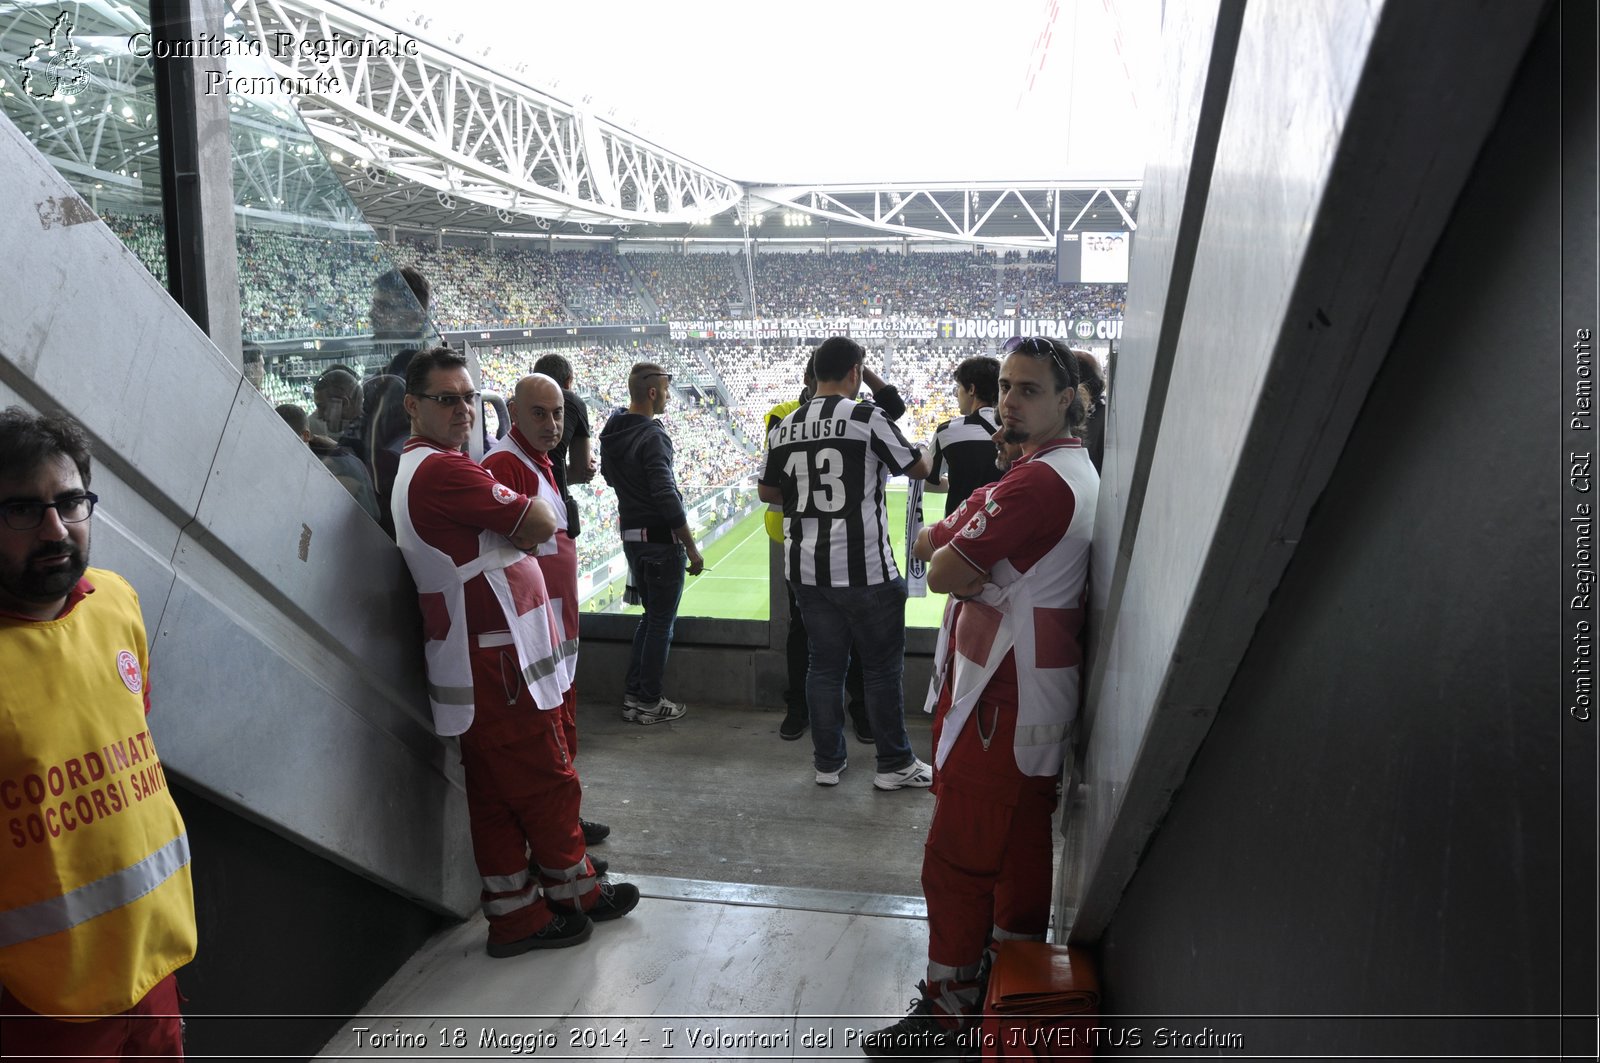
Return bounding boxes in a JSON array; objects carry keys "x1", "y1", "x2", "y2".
[{"x1": 598, "y1": 363, "x2": 703, "y2": 725}]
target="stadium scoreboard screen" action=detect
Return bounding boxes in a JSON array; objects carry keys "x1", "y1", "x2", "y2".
[{"x1": 1057, "y1": 230, "x2": 1132, "y2": 285}]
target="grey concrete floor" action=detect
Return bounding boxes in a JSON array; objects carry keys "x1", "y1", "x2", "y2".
[
  {"x1": 571, "y1": 698, "x2": 940, "y2": 898},
  {"x1": 316, "y1": 700, "x2": 950, "y2": 1060}
]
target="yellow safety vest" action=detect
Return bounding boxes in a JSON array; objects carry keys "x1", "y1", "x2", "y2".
[
  {"x1": 763, "y1": 399, "x2": 802, "y2": 543},
  {"x1": 0, "y1": 569, "x2": 196, "y2": 1016}
]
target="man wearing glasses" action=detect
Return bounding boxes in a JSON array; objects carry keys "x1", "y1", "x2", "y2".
[
  {"x1": 866, "y1": 336, "x2": 1097, "y2": 1056},
  {"x1": 598, "y1": 362, "x2": 703, "y2": 725},
  {"x1": 0, "y1": 408, "x2": 196, "y2": 1057},
  {"x1": 392, "y1": 349, "x2": 639, "y2": 960}
]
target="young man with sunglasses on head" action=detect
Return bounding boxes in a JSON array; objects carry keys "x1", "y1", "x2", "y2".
[
  {"x1": 0, "y1": 408, "x2": 197, "y2": 1058},
  {"x1": 866, "y1": 336, "x2": 1098, "y2": 1057},
  {"x1": 392, "y1": 348, "x2": 638, "y2": 960}
]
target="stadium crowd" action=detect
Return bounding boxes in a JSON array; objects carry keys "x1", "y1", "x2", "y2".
[
  {"x1": 102, "y1": 214, "x2": 1125, "y2": 339},
  {"x1": 102, "y1": 212, "x2": 1117, "y2": 602}
]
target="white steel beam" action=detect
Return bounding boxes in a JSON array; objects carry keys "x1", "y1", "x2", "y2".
[
  {"x1": 748, "y1": 182, "x2": 1141, "y2": 249},
  {"x1": 230, "y1": 0, "x2": 743, "y2": 226}
]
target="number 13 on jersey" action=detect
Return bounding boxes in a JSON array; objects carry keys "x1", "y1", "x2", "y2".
[{"x1": 783, "y1": 447, "x2": 847, "y2": 513}]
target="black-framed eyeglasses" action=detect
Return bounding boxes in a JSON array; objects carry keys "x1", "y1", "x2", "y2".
[
  {"x1": 0, "y1": 492, "x2": 98, "y2": 531},
  {"x1": 412, "y1": 391, "x2": 481, "y2": 407}
]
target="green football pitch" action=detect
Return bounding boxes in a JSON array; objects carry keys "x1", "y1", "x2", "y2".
[{"x1": 613, "y1": 487, "x2": 950, "y2": 629}]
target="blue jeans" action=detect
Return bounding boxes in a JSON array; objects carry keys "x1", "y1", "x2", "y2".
[
  {"x1": 792, "y1": 578, "x2": 915, "y2": 774},
  {"x1": 623, "y1": 541, "x2": 686, "y2": 702}
]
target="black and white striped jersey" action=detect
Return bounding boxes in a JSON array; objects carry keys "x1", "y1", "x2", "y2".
[
  {"x1": 760, "y1": 394, "x2": 922, "y2": 587},
  {"x1": 927, "y1": 407, "x2": 1001, "y2": 517}
]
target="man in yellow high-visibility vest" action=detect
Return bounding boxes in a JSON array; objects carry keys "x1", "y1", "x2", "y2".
[{"x1": 0, "y1": 407, "x2": 197, "y2": 1057}]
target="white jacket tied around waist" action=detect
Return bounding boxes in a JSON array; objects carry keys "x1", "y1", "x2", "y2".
[
  {"x1": 924, "y1": 443, "x2": 1097, "y2": 776},
  {"x1": 393, "y1": 446, "x2": 568, "y2": 736}
]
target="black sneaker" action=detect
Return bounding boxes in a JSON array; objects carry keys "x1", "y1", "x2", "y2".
[
  {"x1": 779, "y1": 707, "x2": 808, "y2": 741},
  {"x1": 585, "y1": 880, "x2": 640, "y2": 922},
  {"x1": 484, "y1": 910, "x2": 594, "y2": 958},
  {"x1": 581, "y1": 818, "x2": 611, "y2": 845},
  {"x1": 861, "y1": 983, "x2": 975, "y2": 1059},
  {"x1": 589, "y1": 855, "x2": 608, "y2": 878}
]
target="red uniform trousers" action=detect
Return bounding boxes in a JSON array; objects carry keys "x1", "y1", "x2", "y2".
[
  {"x1": 559, "y1": 682, "x2": 579, "y2": 760},
  {"x1": 0, "y1": 973, "x2": 184, "y2": 1061},
  {"x1": 924, "y1": 682, "x2": 1059, "y2": 977},
  {"x1": 459, "y1": 645, "x2": 599, "y2": 947}
]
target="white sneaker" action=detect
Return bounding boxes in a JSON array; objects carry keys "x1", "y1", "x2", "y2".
[
  {"x1": 873, "y1": 757, "x2": 933, "y2": 791},
  {"x1": 620, "y1": 694, "x2": 647, "y2": 722},
  {"x1": 815, "y1": 761, "x2": 846, "y2": 786},
  {"x1": 631, "y1": 697, "x2": 686, "y2": 726}
]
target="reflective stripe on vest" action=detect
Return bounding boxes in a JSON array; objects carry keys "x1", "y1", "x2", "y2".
[{"x1": 0, "y1": 833, "x2": 190, "y2": 949}]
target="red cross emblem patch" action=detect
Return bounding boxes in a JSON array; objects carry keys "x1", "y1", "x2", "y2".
[
  {"x1": 116, "y1": 649, "x2": 143, "y2": 694},
  {"x1": 491, "y1": 483, "x2": 516, "y2": 505}
]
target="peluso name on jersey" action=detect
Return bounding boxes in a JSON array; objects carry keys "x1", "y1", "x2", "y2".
[{"x1": 773, "y1": 419, "x2": 849, "y2": 445}]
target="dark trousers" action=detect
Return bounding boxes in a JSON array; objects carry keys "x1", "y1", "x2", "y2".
[{"x1": 785, "y1": 583, "x2": 867, "y2": 726}]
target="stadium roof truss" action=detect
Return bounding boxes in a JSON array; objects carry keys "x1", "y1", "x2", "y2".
[
  {"x1": 0, "y1": 0, "x2": 373, "y2": 227},
  {"x1": 0, "y1": 0, "x2": 163, "y2": 209},
  {"x1": 231, "y1": 0, "x2": 746, "y2": 229},
  {"x1": 1, "y1": 0, "x2": 1142, "y2": 246},
  {"x1": 745, "y1": 183, "x2": 1140, "y2": 249}
]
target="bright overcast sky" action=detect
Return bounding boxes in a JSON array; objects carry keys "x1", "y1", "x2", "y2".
[{"x1": 387, "y1": 0, "x2": 1157, "y2": 185}]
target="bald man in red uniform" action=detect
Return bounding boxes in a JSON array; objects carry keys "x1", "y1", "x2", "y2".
[{"x1": 483, "y1": 373, "x2": 610, "y2": 846}]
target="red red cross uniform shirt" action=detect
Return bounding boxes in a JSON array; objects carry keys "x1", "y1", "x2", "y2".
[
  {"x1": 922, "y1": 439, "x2": 1094, "y2": 798},
  {"x1": 403, "y1": 440, "x2": 536, "y2": 640},
  {"x1": 926, "y1": 443, "x2": 1081, "y2": 707},
  {"x1": 483, "y1": 428, "x2": 580, "y2": 693},
  {"x1": 395, "y1": 438, "x2": 570, "y2": 734}
]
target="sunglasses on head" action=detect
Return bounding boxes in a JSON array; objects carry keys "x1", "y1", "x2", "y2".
[{"x1": 1002, "y1": 335, "x2": 1077, "y2": 380}]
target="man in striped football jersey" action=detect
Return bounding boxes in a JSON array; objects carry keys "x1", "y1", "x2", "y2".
[{"x1": 758, "y1": 337, "x2": 934, "y2": 791}]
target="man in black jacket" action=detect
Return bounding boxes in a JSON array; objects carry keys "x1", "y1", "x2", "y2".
[{"x1": 598, "y1": 363, "x2": 703, "y2": 725}]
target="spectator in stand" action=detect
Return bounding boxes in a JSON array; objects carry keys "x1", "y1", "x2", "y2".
[
  {"x1": 374, "y1": 266, "x2": 434, "y2": 378},
  {"x1": 275, "y1": 403, "x2": 382, "y2": 523},
  {"x1": 309, "y1": 368, "x2": 364, "y2": 445},
  {"x1": 924, "y1": 356, "x2": 1002, "y2": 517},
  {"x1": 1074, "y1": 349, "x2": 1107, "y2": 473},
  {"x1": 533, "y1": 353, "x2": 596, "y2": 539},
  {"x1": 360, "y1": 374, "x2": 411, "y2": 539}
]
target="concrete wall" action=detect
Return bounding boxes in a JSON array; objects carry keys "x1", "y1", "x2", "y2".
[
  {"x1": 1068, "y1": 0, "x2": 1547, "y2": 938},
  {"x1": 0, "y1": 108, "x2": 467, "y2": 1051},
  {"x1": 1094, "y1": 9, "x2": 1565, "y2": 1056}
]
